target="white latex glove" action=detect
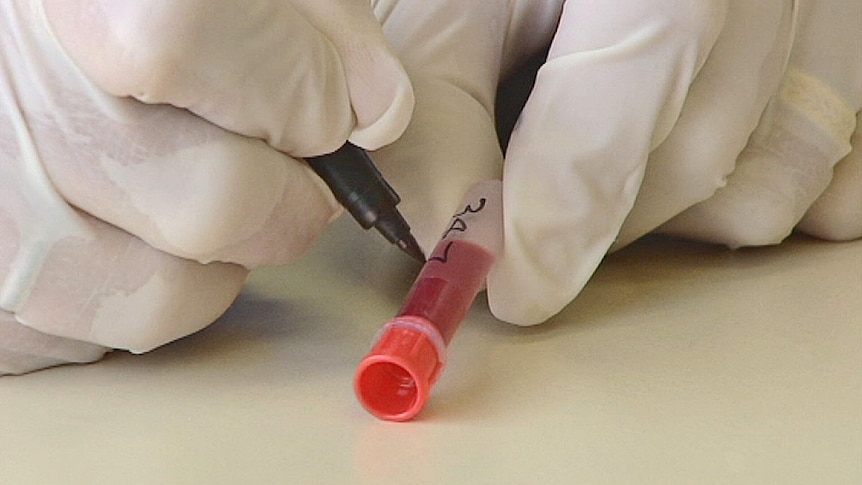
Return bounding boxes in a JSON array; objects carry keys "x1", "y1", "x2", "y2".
[
  {"x1": 373, "y1": 0, "x2": 860, "y2": 326},
  {"x1": 0, "y1": 0, "x2": 413, "y2": 374}
]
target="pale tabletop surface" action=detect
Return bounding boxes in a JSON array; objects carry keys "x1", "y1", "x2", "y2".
[{"x1": 1, "y1": 218, "x2": 860, "y2": 485}]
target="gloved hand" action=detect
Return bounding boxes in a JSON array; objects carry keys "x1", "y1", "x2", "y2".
[
  {"x1": 0, "y1": 0, "x2": 413, "y2": 374},
  {"x1": 372, "y1": 0, "x2": 860, "y2": 325}
]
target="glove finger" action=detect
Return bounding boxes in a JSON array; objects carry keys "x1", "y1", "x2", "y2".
[
  {"x1": 372, "y1": 78, "x2": 505, "y2": 253},
  {"x1": 798, "y1": 111, "x2": 862, "y2": 241},
  {"x1": 0, "y1": 310, "x2": 107, "y2": 375},
  {"x1": 43, "y1": 0, "x2": 413, "y2": 155},
  {"x1": 370, "y1": 0, "x2": 521, "y2": 250},
  {"x1": 0, "y1": 203, "x2": 247, "y2": 355},
  {"x1": 659, "y1": 0, "x2": 861, "y2": 247},
  {"x1": 488, "y1": 0, "x2": 728, "y2": 325},
  {"x1": 0, "y1": 113, "x2": 247, "y2": 355},
  {"x1": 788, "y1": 0, "x2": 861, "y2": 107},
  {"x1": 614, "y1": 1, "x2": 796, "y2": 248},
  {"x1": 659, "y1": 72, "x2": 857, "y2": 247},
  {"x1": 39, "y1": 105, "x2": 341, "y2": 268},
  {"x1": 290, "y1": 0, "x2": 414, "y2": 149},
  {"x1": 6, "y1": 3, "x2": 340, "y2": 268},
  {"x1": 2, "y1": 66, "x2": 268, "y2": 357},
  {"x1": 790, "y1": 0, "x2": 862, "y2": 240}
]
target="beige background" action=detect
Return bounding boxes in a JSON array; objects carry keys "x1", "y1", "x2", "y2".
[{"x1": 1, "y1": 217, "x2": 860, "y2": 484}]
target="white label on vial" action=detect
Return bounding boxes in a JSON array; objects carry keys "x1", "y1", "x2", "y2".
[{"x1": 438, "y1": 180, "x2": 503, "y2": 258}]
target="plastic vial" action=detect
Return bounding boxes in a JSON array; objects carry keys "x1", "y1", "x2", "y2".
[{"x1": 354, "y1": 180, "x2": 503, "y2": 421}]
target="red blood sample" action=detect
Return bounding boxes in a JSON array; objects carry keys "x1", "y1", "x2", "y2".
[
  {"x1": 354, "y1": 181, "x2": 502, "y2": 421},
  {"x1": 399, "y1": 240, "x2": 494, "y2": 344}
]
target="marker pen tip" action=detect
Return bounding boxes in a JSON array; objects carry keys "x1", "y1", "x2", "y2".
[
  {"x1": 373, "y1": 208, "x2": 425, "y2": 262},
  {"x1": 398, "y1": 235, "x2": 426, "y2": 262}
]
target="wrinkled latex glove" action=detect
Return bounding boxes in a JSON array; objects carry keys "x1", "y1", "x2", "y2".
[
  {"x1": 373, "y1": 0, "x2": 860, "y2": 326},
  {"x1": 0, "y1": 0, "x2": 413, "y2": 374}
]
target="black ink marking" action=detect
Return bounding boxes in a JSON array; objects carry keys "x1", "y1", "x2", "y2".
[
  {"x1": 442, "y1": 218, "x2": 468, "y2": 239},
  {"x1": 429, "y1": 241, "x2": 454, "y2": 264},
  {"x1": 454, "y1": 198, "x2": 486, "y2": 217},
  {"x1": 441, "y1": 198, "x2": 488, "y2": 239}
]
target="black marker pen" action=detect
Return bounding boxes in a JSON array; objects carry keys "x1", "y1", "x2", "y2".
[{"x1": 305, "y1": 142, "x2": 424, "y2": 262}]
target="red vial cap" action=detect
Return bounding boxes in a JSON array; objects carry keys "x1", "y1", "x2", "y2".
[{"x1": 354, "y1": 317, "x2": 445, "y2": 421}]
